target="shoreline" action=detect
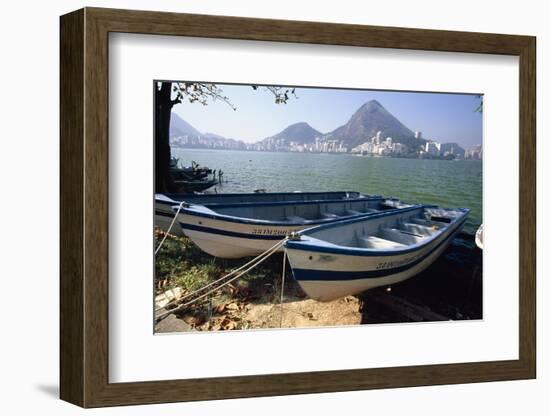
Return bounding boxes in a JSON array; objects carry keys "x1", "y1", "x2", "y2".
[
  {"x1": 172, "y1": 146, "x2": 483, "y2": 161},
  {"x1": 154, "y1": 230, "x2": 482, "y2": 333}
]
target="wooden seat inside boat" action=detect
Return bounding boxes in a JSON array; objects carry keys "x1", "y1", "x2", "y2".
[
  {"x1": 398, "y1": 222, "x2": 437, "y2": 236},
  {"x1": 409, "y1": 218, "x2": 444, "y2": 229},
  {"x1": 378, "y1": 227, "x2": 426, "y2": 245},
  {"x1": 358, "y1": 235, "x2": 406, "y2": 249}
]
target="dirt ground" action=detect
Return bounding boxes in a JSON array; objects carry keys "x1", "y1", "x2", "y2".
[
  {"x1": 155, "y1": 282, "x2": 363, "y2": 332},
  {"x1": 237, "y1": 295, "x2": 362, "y2": 329}
]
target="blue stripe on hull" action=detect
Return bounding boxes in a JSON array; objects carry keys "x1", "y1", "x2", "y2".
[
  {"x1": 155, "y1": 210, "x2": 174, "y2": 218},
  {"x1": 290, "y1": 221, "x2": 464, "y2": 282},
  {"x1": 180, "y1": 223, "x2": 285, "y2": 240}
]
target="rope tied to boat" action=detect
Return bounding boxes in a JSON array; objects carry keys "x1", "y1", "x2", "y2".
[
  {"x1": 154, "y1": 200, "x2": 188, "y2": 255},
  {"x1": 156, "y1": 236, "x2": 289, "y2": 322},
  {"x1": 279, "y1": 248, "x2": 287, "y2": 328}
]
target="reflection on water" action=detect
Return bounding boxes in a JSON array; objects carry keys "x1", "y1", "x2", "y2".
[{"x1": 172, "y1": 148, "x2": 482, "y2": 234}]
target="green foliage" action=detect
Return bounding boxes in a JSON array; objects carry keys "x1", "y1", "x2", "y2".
[
  {"x1": 155, "y1": 232, "x2": 214, "y2": 283},
  {"x1": 173, "y1": 265, "x2": 216, "y2": 292},
  {"x1": 475, "y1": 95, "x2": 483, "y2": 113},
  {"x1": 155, "y1": 230, "x2": 284, "y2": 297}
]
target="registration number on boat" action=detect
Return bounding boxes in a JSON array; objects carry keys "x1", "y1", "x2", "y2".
[
  {"x1": 250, "y1": 228, "x2": 293, "y2": 236},
  {"x1": 375, "y1": 253, "x2": 422, "y2": 270}
]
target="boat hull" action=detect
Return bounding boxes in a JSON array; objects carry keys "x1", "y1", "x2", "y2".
[
  {"x1": 286, "y1": 215, "x2": 466, "y2": 301},
  {"x1": 178, "y1": 213, "x2": 306, "y2": 258},
  {"x1": 475, "y1": 224, "x2": 484, "y2": 249},
  {"x1": 155, "y1": 210, "x2": 185, "y2": 236},
  {"x1": 173, "y1": 179, "x2": 218, "y2": 193}
]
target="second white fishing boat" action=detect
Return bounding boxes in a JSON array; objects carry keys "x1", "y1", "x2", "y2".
[{"x1": 284, "y1": 205, "x2": 469, "y2": 301}]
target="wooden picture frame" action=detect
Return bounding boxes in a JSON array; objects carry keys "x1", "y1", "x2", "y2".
[{"x1": 60, "y1": 7, "x2": 536, "y2": 408}]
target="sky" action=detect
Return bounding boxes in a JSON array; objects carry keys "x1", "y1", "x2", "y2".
[{"x1": 171, "y1": 83, "x2": 483, "y2": 148}]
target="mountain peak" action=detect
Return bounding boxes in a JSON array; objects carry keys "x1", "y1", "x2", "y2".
[
  {"x1": 288, "y1": 121, "x2": 312, "y2": 128},
  {"x1": 330, "y1": 100, "x2": 417, "y2": 149},
  {"x1": 363, "y1": 99, "x2": 383, "y2": 108},
  {"x1": 355, "y1": 99, "x2": 387, "y2": 115}
]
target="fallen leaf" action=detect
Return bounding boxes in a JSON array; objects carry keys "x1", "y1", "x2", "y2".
[
  {"x1": 182, "y1": 314, "x2": 206, "y2": 327},
  {"x1": 222, "y1": 321, "x2": 236, "y2": 330},
  {"x1": 214, "y1": 304, "x2": 226, "y2": 314}
]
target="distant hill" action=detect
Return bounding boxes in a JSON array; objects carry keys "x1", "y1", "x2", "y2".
[
  {"x1": 329, "y1": 100, "x2": 421, "y2": 150},
  {"x1": 169, "y1": 113, "x2": 248, "y2": 150},
  {"x1": 440, "y1": 142, "x2": 465, "y2": 157},
  {"x1": 170, "y1": 112, "x2": 202, "y2": 138},
  {"x1": 262, "y1": 122, "x2": 322, "y2": 145}
]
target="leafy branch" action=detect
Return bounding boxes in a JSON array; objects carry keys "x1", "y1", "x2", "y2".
[{"x1": 475, "y1": 95, "x2": 483, "y2": 113}]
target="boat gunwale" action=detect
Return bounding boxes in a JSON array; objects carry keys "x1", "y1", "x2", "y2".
[
  {"x1": 175, "y1": 196, "x2": 398, "y2": 226},
  {"x1": 284, "y1": 206, "x2": 470, "y2": 257},
  {"x1": 158, "y1": 190, "x2": 364, "y2": 202},
  {"x1": 182, "y1": 195, "x2": 384, "y2": 210},
  {"x1": 289, "y1": 221, "x2": 468, "y2": 281},
  {"x1": 156, "y1": 194, "x2": 383, "y2": 209}
]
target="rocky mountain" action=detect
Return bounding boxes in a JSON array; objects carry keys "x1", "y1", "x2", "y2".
[
  {"x1": 262, "y1": 122, "x2": 322, "y2": 145},
  {"x1": 330, "y1": 100, "x2": 420, "y2": 150},
  {"x1": 170, "y1": 112, "x2": 202, "y2": 138}
]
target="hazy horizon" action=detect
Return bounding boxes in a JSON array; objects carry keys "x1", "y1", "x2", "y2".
[{"x1": 171, "y1": 83, "x2": 483, "y2": 148}]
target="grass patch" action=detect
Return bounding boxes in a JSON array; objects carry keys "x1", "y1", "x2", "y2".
[{"x1": 154, "y1": 229, "x2": 277, "y2": 296}]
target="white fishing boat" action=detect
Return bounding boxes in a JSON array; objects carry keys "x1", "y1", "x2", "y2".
[
  {"x1": 284, "y1": 205, "x2": 469, "y2": 301},
  {"x1": 475, "y1": 224, "x2": 484, "y2": 249},
  {"x1": 154, "y1": 191, "x2": 365, "y2": 236},
  {"x1": 176, "y1": 197, "x2": 412, "y2": 258}
]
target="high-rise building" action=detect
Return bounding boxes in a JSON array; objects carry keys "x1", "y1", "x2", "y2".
[
  {"x1": 415, "y1": 131, "x2": 422, "y2": 139},
  {"x1": 425, "y1": 141, "x2": 441, "y2": 156}
]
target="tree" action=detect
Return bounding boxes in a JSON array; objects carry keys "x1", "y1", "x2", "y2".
[
  {"x1": 475, "y1": 95, "x2": 483, "y2": 113},
  {"x1": 154, "y1": 82, "x2": 296, "y2": 192}
]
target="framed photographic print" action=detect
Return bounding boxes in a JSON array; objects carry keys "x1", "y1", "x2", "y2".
[{"x1": 60, "y1": 7, "x2": 536, "y2": 408}]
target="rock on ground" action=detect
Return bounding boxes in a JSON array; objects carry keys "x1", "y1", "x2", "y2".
[{"x1": 155, "y1": 313, "x2": 192, "y2": 333}]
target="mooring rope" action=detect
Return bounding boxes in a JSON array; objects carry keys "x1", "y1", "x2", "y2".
[
  {"x1": 154, "y1": 200, "x2": 187, "y2": 255},
  {"x1": 155, "y1": 237, "x2": 288, "y2": 321},
  {"x1": 279, "y1": 248, "x2": 287, "y2": 328}
]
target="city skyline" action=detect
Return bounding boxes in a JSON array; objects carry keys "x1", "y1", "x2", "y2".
[{"x1": 172, "y1": 83, "x2": 483, "y2": 148}]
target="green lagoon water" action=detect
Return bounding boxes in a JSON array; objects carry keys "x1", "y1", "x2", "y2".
[{"x1": 172, "y1": 148, "x2": 482, "y2": 234}]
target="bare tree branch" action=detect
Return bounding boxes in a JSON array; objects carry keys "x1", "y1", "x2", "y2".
[
  {"x1": 157, "y1": 81, "x2": 299, "y2": 110},
  {"x1": 169, "y1": 82, "x2": 237, "y2": 110},
  {"x1": 252, "y1": 85, "x2": 298, "y2": 104}
]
